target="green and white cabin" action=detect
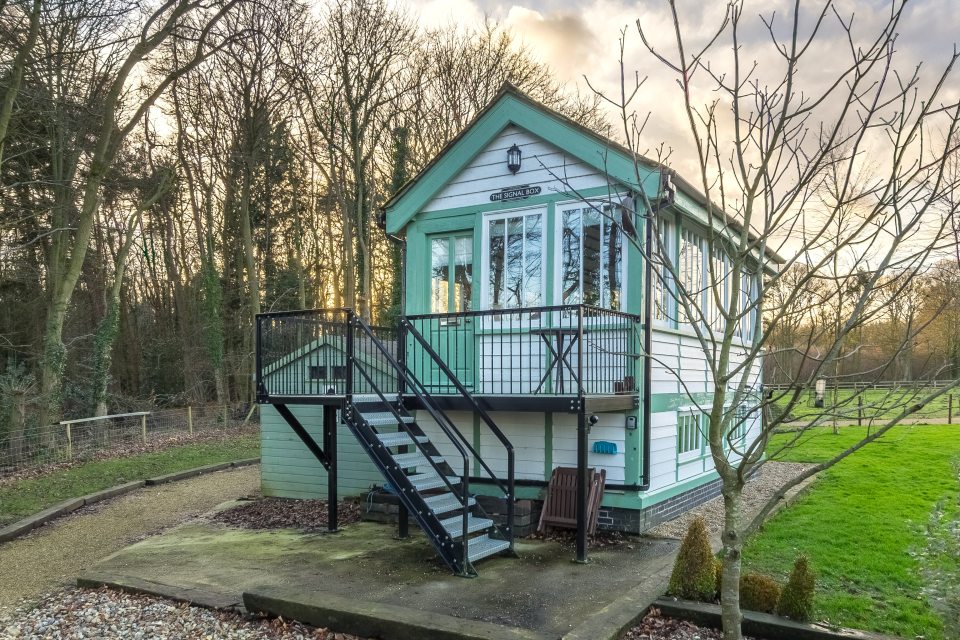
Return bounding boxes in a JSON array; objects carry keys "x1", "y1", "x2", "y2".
[{"x1": 256, "y1": 84, "x2": 766, "y2": 551}]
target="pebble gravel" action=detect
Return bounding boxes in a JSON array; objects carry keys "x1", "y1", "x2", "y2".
[
  {"x1": 645, "y1": 461, "x2": 817, "y2": 539},
  {"x1": 0, "y1": 588, "x2": 364, "y2": 640}
]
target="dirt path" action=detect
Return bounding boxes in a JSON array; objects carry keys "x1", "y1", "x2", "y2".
[{"x1": 0, "y1": 465, "x2": 259, "y2": 614}]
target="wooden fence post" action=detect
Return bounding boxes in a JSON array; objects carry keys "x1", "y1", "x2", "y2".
[
  {"x1": 187, "y1": 406, "x2": 193, "y2": 435},
  {"x1": 858, "y1": 396, "x2": 863, "y2": 427},
  {"x1": 949, "y1": 394, "x2": 953, "y2": 425},
  {"x1": 141, "y1": 414, "x2": 147, "y2": 445},
  {"x1": 66, "y1": 423, "x2": 72, "y2": 460}
]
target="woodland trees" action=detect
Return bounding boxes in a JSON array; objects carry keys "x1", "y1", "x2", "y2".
[{"x1": 0, "y1": 0, "x2": 606, "y2": 433}]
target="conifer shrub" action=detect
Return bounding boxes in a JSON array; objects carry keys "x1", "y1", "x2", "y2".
[
  {"x1": 667, "y1": 517, "x2": 717, "y2": 601},
  {"x1": 739, "y1": 572, "x2": 782, "y2": 613},
  {"x1": 713, "y1": 557, "x2": 723, "y2": 596},
  {"x1": 778, "y1": 555, "x2": 816, "y2": 621}
]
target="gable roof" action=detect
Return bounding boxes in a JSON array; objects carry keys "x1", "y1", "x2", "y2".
[
  {"x1": 384, "y1": 83, "x2": 784, "y2": 264},
  {"x1": 383, "y1": 83, "x2": 660, "y2": 234}
]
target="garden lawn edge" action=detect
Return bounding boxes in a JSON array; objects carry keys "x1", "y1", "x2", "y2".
[
  {"x1": 654, "y1": 598, "x2": 904, "y2": 640},
  {"x1": 0, "y1": 459, "x2": 259, "y2": 545}
]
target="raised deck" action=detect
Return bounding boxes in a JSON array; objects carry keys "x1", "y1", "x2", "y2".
[{"x1": 255, "y1": 305, "x2": 642, "y2": 414}]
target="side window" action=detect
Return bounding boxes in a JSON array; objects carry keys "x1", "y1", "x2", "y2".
[{"x1": 677, "y1": 410, "x2": 705, "y2": 460}]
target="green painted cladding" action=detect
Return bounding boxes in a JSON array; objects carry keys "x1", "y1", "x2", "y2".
[{"x1": 260, "y1": 404, "x2": 381, "y2": 499}]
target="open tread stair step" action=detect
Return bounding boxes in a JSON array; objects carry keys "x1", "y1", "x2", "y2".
[
  {"x1": 391, "y1": 452, "x2": 443, "y2": 468},
  {"x1": 360, "y1": 412, "x2": 415, "y2": 427},
  {"x1": 408, "y1": 473, "x2": 460, "y2": 492},
  {"x1": 467, "y1": 535, "x2": 511, "y2": 563},
  {"x1": 439, "y1": 514, "x2": 494, "y2": 538},
  {"x1": 422, "y1": 493, "x2": 476, "y2": 515},
  {"x1": 376, "y1": 432, "x2": 429, "y2": 448}
]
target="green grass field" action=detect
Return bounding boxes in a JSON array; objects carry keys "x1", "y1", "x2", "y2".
[
  {"x1": 773, "y1": 387, "x2": 958, "y2": 421},
  {"x1": 0, "y1": 433, "x2": 259, "y2": 527},
  {"x1": 744, "y1": 425, "x2": 960, "y2": 638}
]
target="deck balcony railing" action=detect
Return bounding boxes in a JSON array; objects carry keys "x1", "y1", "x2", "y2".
[{"x1": 256, "y1": 305, "x2": 642, "y2": 402}]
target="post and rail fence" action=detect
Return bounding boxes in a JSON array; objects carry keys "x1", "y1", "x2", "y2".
[{"x1": 0, "y1": 402, "x2": 258, "y2": 479}]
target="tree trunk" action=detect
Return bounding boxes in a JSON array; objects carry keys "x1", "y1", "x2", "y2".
[
  {"x1": 7, "y1": 389, "x2": 27, "y2": 462},
  {"x1": 719, "y1": 485, "x2": 744, "y2": 640}
]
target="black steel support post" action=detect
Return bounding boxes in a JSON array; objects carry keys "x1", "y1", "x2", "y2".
[
  {"x1": 398, "y1": 504, "x2": 409, "y2": 538},
  {"x1": 324, "y1": 405, "x2": 338, "y2": 531},
  {"x1": 575, "y1": 305, "x2": 589, "y2": 564}
]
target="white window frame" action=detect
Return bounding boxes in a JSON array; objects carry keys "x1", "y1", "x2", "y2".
[
  {"x1": 553, "y1": 199, "x2": 629, "y2": 311},
  {"x1": 480, "y1": 206, "x2": 547, "y2": 313},
  {"x1": 653, "y1": 216, "x2": 675, "y2": 327},
  {"x1": 677, "y1": 408, "x2": 706, "y2": 462}
]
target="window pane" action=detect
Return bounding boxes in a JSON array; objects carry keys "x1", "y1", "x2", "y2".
[
  {"x1": 453, "y1": 236, "x2": 472, "y2": 312},
  {"x1": 582, "y1": 207, "x2": 602, "y2": 306},
  {"x1": 505, "y1": 217, "x2": 524, "y2": 308},
  {"x1": 602, "y1": 207, "x2": 622, "y2": 310},
  {"x1": 524, "y1": 214, "x2": 542, "y2": 306},
  {"x1": 488, "y1": 219, "x2": 505, "y2": 308},
  {"x1": 430, "y1": 237, "x2": 449, "y2": 314},
  {"x1": 561, "y1": 209, "x2": 581, "y2": 304}
]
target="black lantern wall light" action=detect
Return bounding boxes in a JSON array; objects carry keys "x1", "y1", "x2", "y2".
[{"x1": 507, "y1": 143, "x2": 522, "y2": 174}]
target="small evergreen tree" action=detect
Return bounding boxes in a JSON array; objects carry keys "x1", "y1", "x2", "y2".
[
  {"x1": 739, "y1": 572, "x2": 781, "y2": 613},
  {"x1": 778, "y1": 555, "x2": 815, "y2": 621},
  {"x1": 667, "y1": 517, "x2": 716, "y2": 601}
]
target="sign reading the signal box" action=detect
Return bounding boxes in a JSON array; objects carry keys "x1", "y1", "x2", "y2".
[{"x1": 489, "y1": 185, "x2": 542, "y2": 202}]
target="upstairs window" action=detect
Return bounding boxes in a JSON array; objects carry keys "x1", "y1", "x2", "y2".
[
  {"x1": 560, "y1": 204, "x2": 623, "y2": 310},
  {"x1": 431, "y1": 234, "x2": 473, "y2": 314},
  {"x1": 486, "y1": 210, "x2": 543, "y2": 310}
]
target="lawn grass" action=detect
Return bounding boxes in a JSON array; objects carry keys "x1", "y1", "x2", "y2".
[
  {"x1": 0, "y1": 434, "x2": 259, "y2": 526},
  {"x1": 744, "y1": 424, "x2": 960, "y2": 639},
  {"x1": 773, "y1": 387, "x2": 956, "y2": 421}
]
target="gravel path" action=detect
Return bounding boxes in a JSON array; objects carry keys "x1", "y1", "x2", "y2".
[
  {"x1": 0, "y1": 587, "x2": 362, "y2": 639},
  {"x1": 646, "y1": 461, "x2": 817, "y2": 539},
  {"x1": 0, "y1": 466, "x2": 260, "y2": 615}
]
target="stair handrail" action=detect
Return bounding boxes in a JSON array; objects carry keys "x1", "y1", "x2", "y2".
[
  {"x1": 351, "y1": 317, "x2": 475, "y2": 571},
  {"x1": 401, "y1": 318, "x2": 515, "y2": 545},
  {"x1": 351, "y1": 358, "x2": 469, "y2": 504}
]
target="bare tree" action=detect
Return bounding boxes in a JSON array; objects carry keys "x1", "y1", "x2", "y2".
[
  {"x1": 34, "y1": 0, "x2": 241, "y2": 432},
  {"x1": 580, "y1": 2, "x2": 960, "y2": 637}
]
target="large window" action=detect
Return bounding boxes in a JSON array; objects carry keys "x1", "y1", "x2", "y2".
[
  {"x1": 678, "y1": 229, "x2": 703, "y2": 324},
  {"x1": 559, "y1": 204, "x2": 623, "y2": 310},
  {"x1": 653, "y1": 217, "x2": 675, "y2": 325},
  {"x1": 431, "y1": 234, "x2": 473, "y2": 313},
  {"x1": 486, "y1": 210, "x2": 543, "y2": 310}
]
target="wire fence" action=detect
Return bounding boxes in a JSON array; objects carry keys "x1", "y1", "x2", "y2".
[{"x1": 0, "y1": 403, "x2": 258, "y2": 478}]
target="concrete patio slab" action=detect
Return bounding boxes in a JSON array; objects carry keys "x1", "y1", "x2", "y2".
[{"x1": 79, "y1": 514, "x2": 680, "y2": 639}]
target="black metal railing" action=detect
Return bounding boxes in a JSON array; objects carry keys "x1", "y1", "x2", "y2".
[
  {"x1": 256, "y1": 309, "x2": 398, "y2": 400},
  {"x1": 404, "y1": 304, "x2": 642, "y2": 397}
]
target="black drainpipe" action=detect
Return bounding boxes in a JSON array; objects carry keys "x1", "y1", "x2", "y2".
[
  {"x1": 638, "y1": 173, "x2": 675, "y2": 491},
  {"x1": 639, "y1": 192, "x2": 653, "y2": 491}
]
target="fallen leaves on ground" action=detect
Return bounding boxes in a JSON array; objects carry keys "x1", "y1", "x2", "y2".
[
  {"x1": 0, "y1": 587, "x2": 366, "y2": 639},
  {"x1": 212, "y1": 497, "x2": 362, "y2": 533}
]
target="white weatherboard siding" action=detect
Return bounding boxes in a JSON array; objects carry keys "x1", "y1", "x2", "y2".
[
  {"x1": 260, "y1": 404, "x2": 381, "y2": 499},
  {"x1": 422, "y1": 125, "x2": 614, "y2": 213},
  {"x1": 647, "y1": 328, "x2": 763, "y2": 492},
  {"x1": 553, "y1": 412, "x2": 628, "y2": 484},
  {"x1": 415, "y1": 410, "x2": 628, "y2": 484}
]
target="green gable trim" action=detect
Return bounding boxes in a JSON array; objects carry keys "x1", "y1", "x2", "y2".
[{"x1": 385, "y1": 91, "x2": 660, "y2": 234}]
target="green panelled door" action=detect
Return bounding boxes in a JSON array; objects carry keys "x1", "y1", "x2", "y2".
[{"x1": 428, "y1": 234, "x2": 475, "y2": 392}]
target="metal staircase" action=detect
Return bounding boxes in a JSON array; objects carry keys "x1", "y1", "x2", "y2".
[{"x1": 341, "y1": 316, "x2": 515, "y2": 577}]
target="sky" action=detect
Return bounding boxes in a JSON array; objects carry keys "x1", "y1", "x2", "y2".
[{"x1": 402, "y1": 0, "x2": 960, "y2": 183}]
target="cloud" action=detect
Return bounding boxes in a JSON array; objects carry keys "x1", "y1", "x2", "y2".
[{"x1": 502, "y1": 7, "x2": 600, "y2": 83}]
